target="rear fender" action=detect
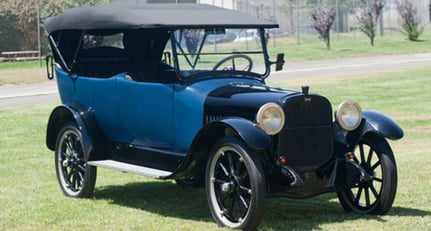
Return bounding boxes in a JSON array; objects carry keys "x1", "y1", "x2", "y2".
[
  {"x1": 172, "y1": 118, "x2": 271, "y2": 178},
  {"x1": 46, "y1": 104, "x2": 106, "y2": 160}
]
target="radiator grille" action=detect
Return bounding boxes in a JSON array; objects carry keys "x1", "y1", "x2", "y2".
[{"x1": 278, "y1": 95, "x2": 333, "y2": 171}]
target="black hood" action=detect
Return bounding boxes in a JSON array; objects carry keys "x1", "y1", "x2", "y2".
[{"x1": 204, "y1": 83, "x2": 298, "y2": 123}]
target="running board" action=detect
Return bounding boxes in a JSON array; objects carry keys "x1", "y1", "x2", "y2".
[{"x1": 87, "y1": 160, "x2": 172, "y2": 179}]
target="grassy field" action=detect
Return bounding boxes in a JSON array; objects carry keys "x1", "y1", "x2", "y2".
[
  {"x1": 267, "y1": 31, "x2": 431, "y2": 61},
  {"x1": 0, "y1": 61, "x2": 47, "y2": 85},
  {"x1": 0, "y1": 65, "x2": 430, "y2": 230}
]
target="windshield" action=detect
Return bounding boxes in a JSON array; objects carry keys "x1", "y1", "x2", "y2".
[{"x1": 163, "y1": 28, "x2": 269, "y2": 80}]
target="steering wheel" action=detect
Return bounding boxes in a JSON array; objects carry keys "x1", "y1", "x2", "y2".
[{"x1": 212, "y1": 54, "x2": 253, "y2": 72}]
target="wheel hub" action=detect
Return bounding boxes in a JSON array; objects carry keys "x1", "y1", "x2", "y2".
[
  {"x1": 62, "y1": 159, "x2": 70, "y2": 167},
  {"x1": 221, "y1": 181, "x2": 235, "y2": 193},
  {"x1": 62, "y1": 154, "x2": 82, "y2": 168}
]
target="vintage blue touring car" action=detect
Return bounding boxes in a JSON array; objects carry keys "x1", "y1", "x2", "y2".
[{"x1": 45, "y1": 3, "x2": 403, "y2": 230}]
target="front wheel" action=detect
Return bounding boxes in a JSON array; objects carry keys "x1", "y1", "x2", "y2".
[
  {"x1": 55, "y1": 122, "x2": 97, "y2": 198},
  {"x1": 337, "y1": 134, "x2": 397, "y2": 215},
  {"x1": 205, "y1": 137, "x2": 266, "y2": 231}
]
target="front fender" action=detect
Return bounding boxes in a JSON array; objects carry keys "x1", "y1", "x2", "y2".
[
  {"x1": 362, "y1": 110, "x2": 404, "y2": 140},
  {"x1": 334, "y1": 110, "x2": 403, "y2": 154},
  {"x1": 219, "y1": 118, "x2": 272, "y2": 150},
  {"x1": 46, "y1": 104, "x2": 106, "y2": 160},
  {"x1": 171, "y1": 118, "x2": 271, "y2": 179}
]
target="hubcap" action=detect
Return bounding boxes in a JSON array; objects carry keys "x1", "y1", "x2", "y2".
[{"x1": 221, "y1": 181, "x2": 235, "y2": 193}]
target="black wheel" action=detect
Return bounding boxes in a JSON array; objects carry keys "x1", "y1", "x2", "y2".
[
  {"x1": 337, "y1": 134, "x2": 397, "y2": 215},
  {"x1": 212, "y1": 54, "x2": 253, "y2": 72},
  {"x1": 55, "y1": 122, "x2": 97, "y2": 198},
  {"x1": 205, "y1": 137, "x2": 266, "y2": 231}
]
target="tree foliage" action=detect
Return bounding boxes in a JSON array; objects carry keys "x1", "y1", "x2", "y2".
[
  {"x1": 0, "y1": 0, "x2": 39, "y2": 49},
  {"x1": 0, "y1": 13, "x2": 24, "y2": 52},
  {"x1": 306, "y1": 0, "x2": 356, "y2": 32},
  {"x1": 396, "y1": 0, "x2": 424, "y2": 41},
  {"x1": 356, "y1": 0, "x2": 384, "y2": 46},
  {"x1": 310, "y1": 6, "x2": 337, "y2": 49},
  {"x1": 0, "y1": 0, "x2": 109, "y2": 52}
]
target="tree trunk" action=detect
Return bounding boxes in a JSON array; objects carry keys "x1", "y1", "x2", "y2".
[{"x1": 326, "y1": 36, "x2": 331, "y2": 49}]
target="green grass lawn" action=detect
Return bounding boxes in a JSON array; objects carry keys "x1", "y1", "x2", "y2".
[
  {"x1": 0, "y1": 66, "x2": 430, "y2": 230},
  {"x1": 0, "y1": 61, "x2": 47, "y2": 85},
  {"x1": 267, "y1": 31, "x2": 431, "y2": 61}
]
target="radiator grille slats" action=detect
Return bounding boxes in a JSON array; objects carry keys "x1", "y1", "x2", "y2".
[{"x1": 278, "y1": 95, "x2": 333, "y2": 171}]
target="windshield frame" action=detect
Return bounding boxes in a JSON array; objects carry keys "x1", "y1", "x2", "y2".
[{"x1": 168, "y1": 27, "x2": 271, "y2": 83}]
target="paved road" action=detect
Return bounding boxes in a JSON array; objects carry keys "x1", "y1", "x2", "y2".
[
  {"x1": 0, "y1": 82, "x2": 59, "y2": 108},
  {"x1": 2, "y1": 52, "x2": 431, "y2": 109},
  {"x1": 268, "y1": 52, "x2": 431, "y2": 82}
]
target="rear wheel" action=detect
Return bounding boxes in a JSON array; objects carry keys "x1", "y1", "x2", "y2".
[
  {"x1": 55, "y1": 122, "x2": 97, "y2": 198},
  {"x1": 205, "y1": 137, "x2": 266, "y2": 231},
  {"x1": 337, "y1": 134, "x2": 397, "y2": 214}
]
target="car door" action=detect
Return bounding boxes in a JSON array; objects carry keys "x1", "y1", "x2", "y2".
[
  {"x1": 57, "y1": 72, "x2": 122, "y2": 142},
  {"x1": 116, "y1": 76, "x2": 175, "y2": 148}
]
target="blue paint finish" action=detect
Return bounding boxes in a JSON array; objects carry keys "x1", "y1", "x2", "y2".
[
  {"x1": 56, "y1": 67, "x2": 266, "y2": 152},
  {"x1": 55, "y1": 68, "x2": 75, "y2": 103},
  {"x1": 117, "y1": 76, "x2": 175, "y2": 147},
  {"x1": 55, "y1": 67, "x2": 122, "y2": 141},
  {"x1": 173, "y1": 78, "x2": 263, "y2": 151}
]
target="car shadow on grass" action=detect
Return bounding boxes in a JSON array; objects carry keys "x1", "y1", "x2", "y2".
[
  {"x1": 94, "y1": 181, "x2": 212, "y2": 222},
  {"x1": 93, "y1": 181, "x2": 431, "y2": 230},
  {"x1": 261, "y1": 195, "x2": 431, "y2": 230}
]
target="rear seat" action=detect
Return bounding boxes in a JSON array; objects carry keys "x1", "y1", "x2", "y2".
[{"x1": 73, "y1": 47, "x2": 130, "y2": 78}]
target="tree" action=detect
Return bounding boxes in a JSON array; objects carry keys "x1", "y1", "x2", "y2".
[
  {"x1": 0, "y1": 13, "x2": 25, "y2": 52},
  {"x1": 0, "y1": 0, "x2": 109, "y2": 52},
  {"x1": 311, "y1": 7, "x2": 337, "y2": 49},
  {"x1": 396, "y1": 0, "x2": 424, "y2": 41},
  {"x1": 307, "y1": 0, "x2": 356, "y2": 32},
  {"x1": 0, "y1": 0, "x2": 39, "y2": 50},
  {"x1": 356, "y1": 0, "x2": 384, "y2": 46}
]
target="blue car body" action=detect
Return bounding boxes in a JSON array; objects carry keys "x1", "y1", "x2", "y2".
[
  {"x1": 44, "y1": 3, "x2": 403, "y2": 230},
  {"x1": 55, "y1": 68, "x2": 271, "y2": 152}
]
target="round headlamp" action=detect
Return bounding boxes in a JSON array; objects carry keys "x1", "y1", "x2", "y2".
[
  {"x1": 336, "y1": 99, "x2": 362, "y2": 131},
  {"x1": 256, "y1": 103, "x2": 285, "y2": 135}
]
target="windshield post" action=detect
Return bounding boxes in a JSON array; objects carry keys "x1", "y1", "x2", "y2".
[
  {"x1": 48, "y1": 34, "x2": 71, "y2": 72},
  {"x1": 173, "y1": 30, "x2": 194, "y2": 68},
  {"x1": 169, "y1": 31, "x2": 183, "y2": 81},
  {"x1": 69, "y1": 31, "x2": 85, "y2": 75},
  {"x1": 192, "y1": 31, "x2": 208, "y2": 68},
  {"x1": 259, "y1": 28, "x2": 271, "y2": 79}
]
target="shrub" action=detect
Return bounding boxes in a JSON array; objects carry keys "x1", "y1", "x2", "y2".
[
  {"x1": 396, "y1": 0, "x2": 425, "y2": 41},
  {"x1": 310, "y1": 7, "x2": 337, "y2": 50}
]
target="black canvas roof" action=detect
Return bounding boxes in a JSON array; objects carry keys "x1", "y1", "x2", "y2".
[{"x1": 44, "y1": 3, "x2": 278, "y2": 34}]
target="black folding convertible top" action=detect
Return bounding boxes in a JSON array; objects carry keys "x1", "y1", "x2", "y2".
[{"x1": 44, "y1": 3, "x2": 278, "y2": 34}]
